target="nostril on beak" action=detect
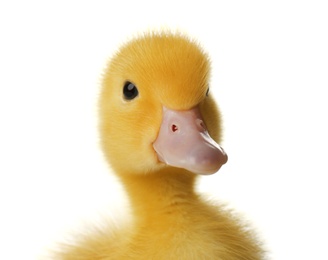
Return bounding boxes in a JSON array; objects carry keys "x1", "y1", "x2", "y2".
[
  {"x1": 196, "y1": 119, "x2": 207, "y2": 131},
  {"x1": 171, "y1": 124, "x2": 179, "y2": 132}
]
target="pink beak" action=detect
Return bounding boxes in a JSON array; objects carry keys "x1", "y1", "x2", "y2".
[{"x1": 153, "y1": 106, "x2": 228, "y2": 175}]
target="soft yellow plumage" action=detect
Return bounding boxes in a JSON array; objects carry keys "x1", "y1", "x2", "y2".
[{"x1": 56, "y1": 31, "x2": 264, "y2": 259}]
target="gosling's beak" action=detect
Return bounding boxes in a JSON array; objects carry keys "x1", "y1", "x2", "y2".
[{"x1": 153, "y1": 106, "x2": 228, "y2": 175}]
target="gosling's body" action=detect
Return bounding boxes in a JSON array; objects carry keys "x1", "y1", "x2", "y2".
[
  {"x1": 59, "y1": 171, "x2": 262, "y2": 259},
  {"x1": 56, "y1": 32, "x2": 264, "y2": 259}
]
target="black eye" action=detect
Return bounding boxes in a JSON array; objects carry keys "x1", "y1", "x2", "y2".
[
  {"x1": 123, "y1": 81, "x2": 139, "y2": 100},
  {"x1": 206, "y1": 87, "x2": 210, "y2": 96}
]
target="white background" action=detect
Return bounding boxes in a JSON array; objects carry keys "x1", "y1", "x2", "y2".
[{"x1": 1, "y1": 1, "x2": 327, "y2": 259}]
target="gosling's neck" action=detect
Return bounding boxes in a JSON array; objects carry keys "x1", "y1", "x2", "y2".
[{"x1": 118, "y1": 168, "x2": 198, "y2": 223}]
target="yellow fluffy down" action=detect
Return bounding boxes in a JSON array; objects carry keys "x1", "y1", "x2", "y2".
[{"x1": 55, "y1": 31, "x2": 265, "y2": 259}]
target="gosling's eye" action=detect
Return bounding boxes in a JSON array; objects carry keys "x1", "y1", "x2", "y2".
[
  {"x1": 123, "y1": 81, "x2": 139, "y2": 100},
  {"x1": 206, "y1": 88, "x2": 210, "y2": 96}
]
